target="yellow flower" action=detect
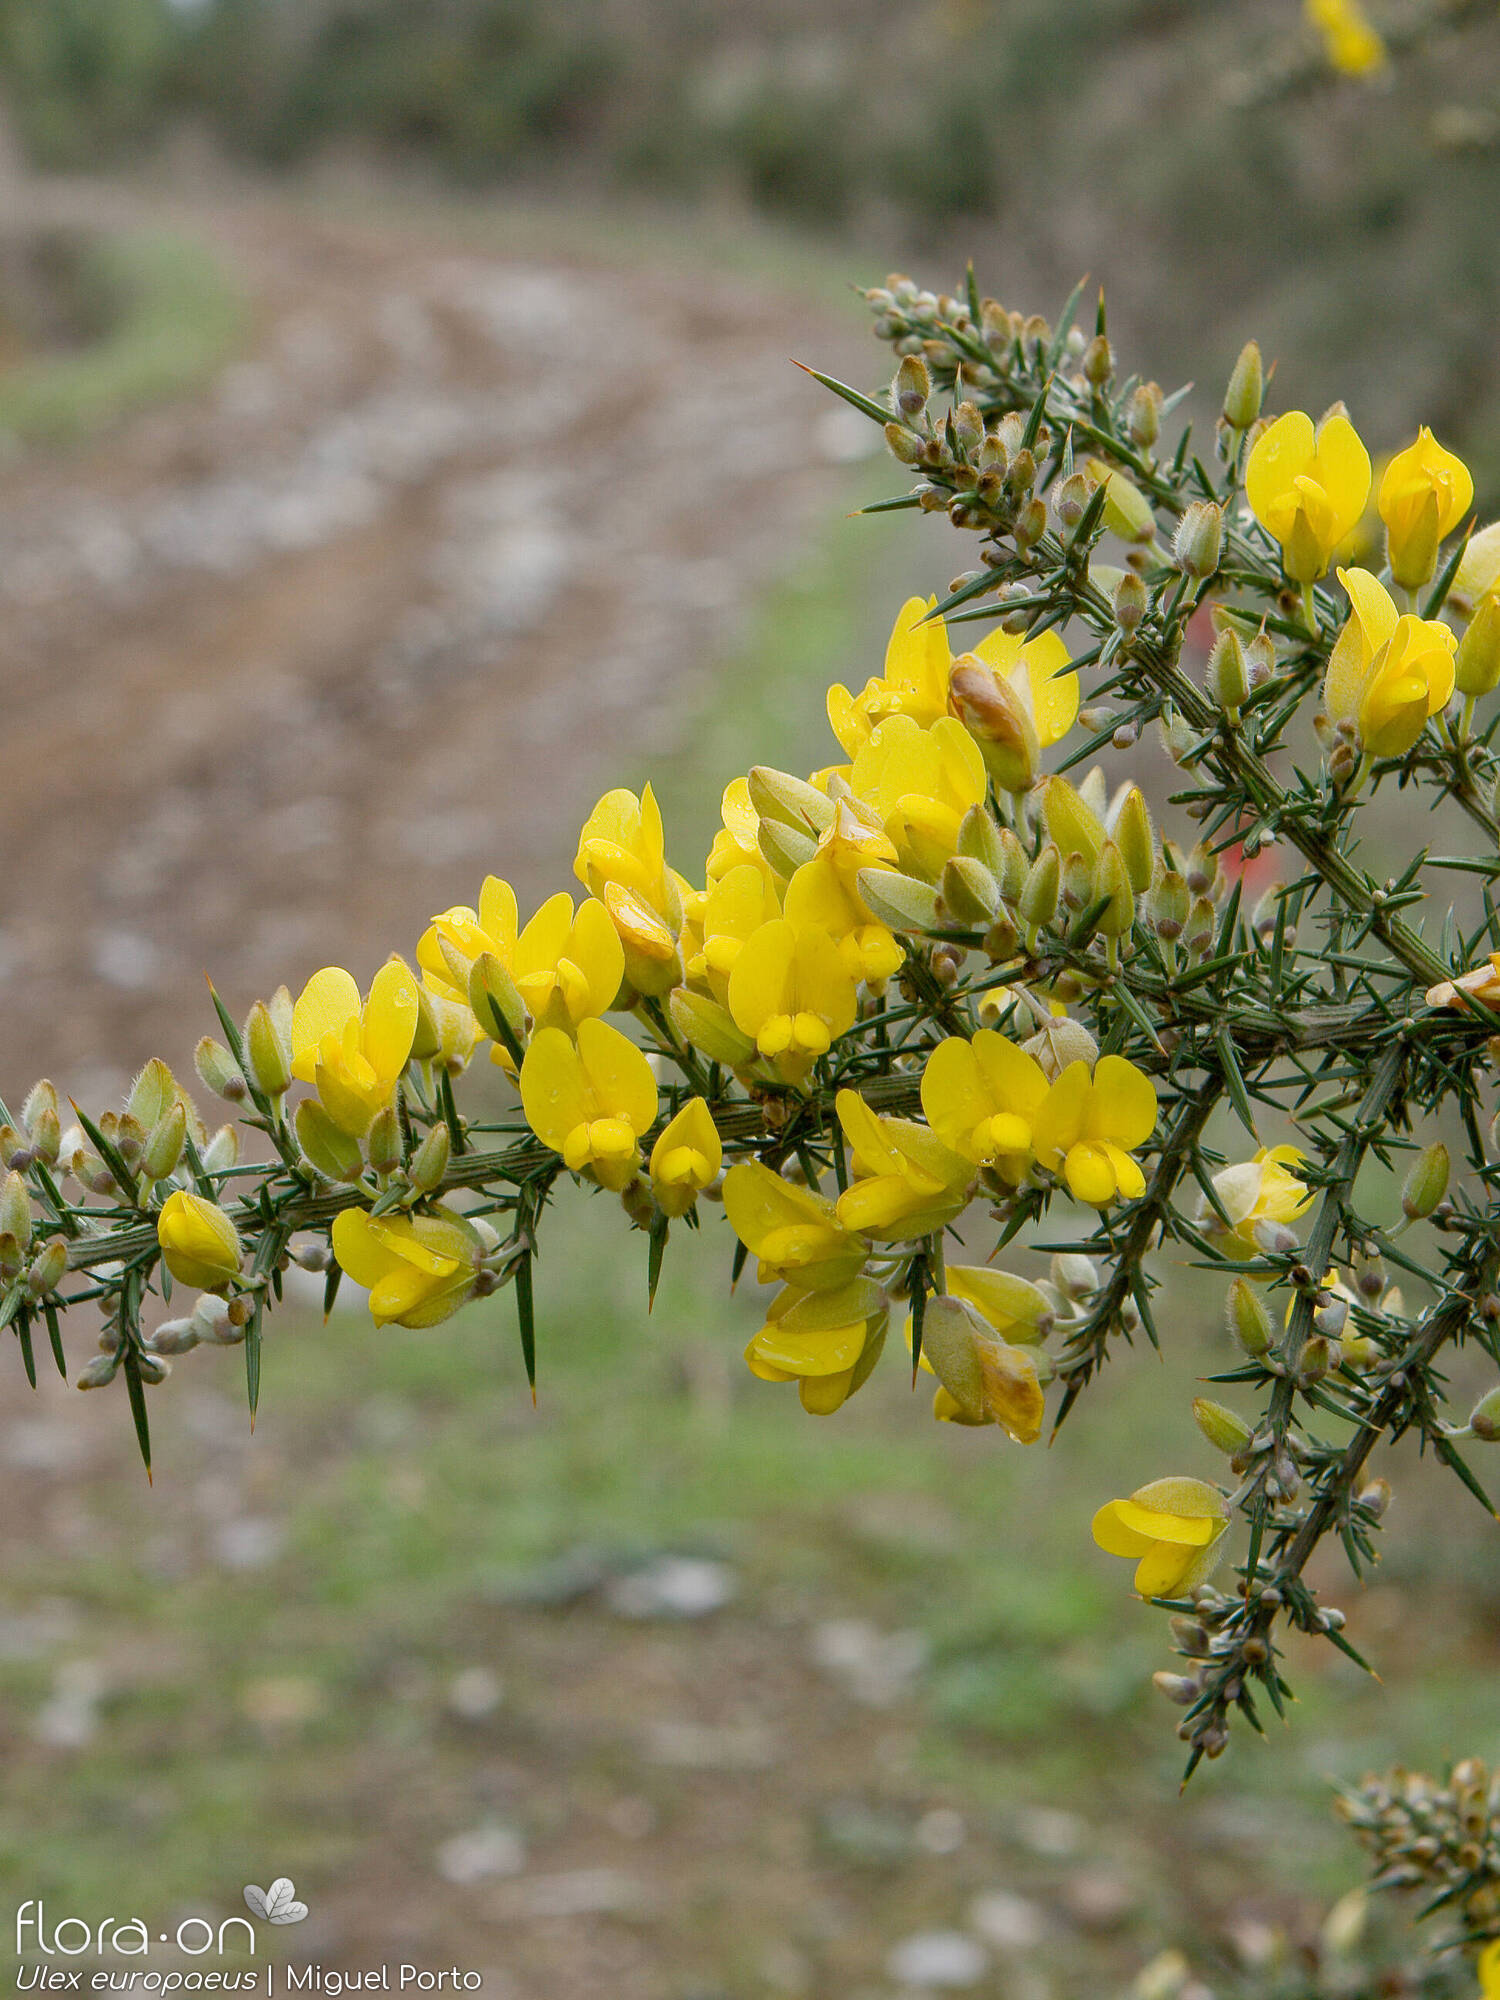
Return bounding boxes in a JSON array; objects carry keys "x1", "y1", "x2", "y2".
[
  {"x1": 705, "y1": 777, "x2": 775, "y2": 887},
  {"x1": 1092, "y1": 1477, "x2": 1230, "y2": 1598},
  {"x1": 510, "y1": 892, "x2": 624, "y2": 1032},
  {"x1": 157, "y1": 1189, "x2": 242, "y2": 1291},
  {"x1": 784, "y1": 839, "x2": 904, "y2": 990},
  {"x1": 1324, "y1": 567, "x2": 1456, "y2": 757},
  {"x1": 649, "y1": 1097, "x2": 722, "y2": 1218},
  {"x1": 418, "y1": 877, "x2": 518, "y2": 1008},
  {"x1": 291, "y1": 960, "x2": 420, "y2": 1137},
  {"x1": 826, "y1": 595, "x2": 952, "y2": 758},
  {"x1": 1247, "y1": 410, "x2": 1372, "y2": 583},
  {"x1": 726, "y1": 917, "x2": 857, "y2": 1083},
  {"x1": 745, "y1": 1277, "x2": 889, "y2": 1416},
  {"x1": 689, "y1": 864, "x2": 782, "y2": 1000},
  {"x1": 1305, "y1": 0, "x2": 1387, "y2": 77},
  {"x1": 1031, "y1": 1055, "x2": 1158, "y2": 1207},
  {"x1": 575, "y1": 783, "x2": 687, "y2": 930},
  {"x1": 1379, "y1": 428, "x2": 1473, "y2": 591},
  {"x1": 946, "y1": 627, "x2": 1077, "y2": 793},
  {"x1": 1454, "y1": 521, "x2": 1500, "y2": 608},
  {"x1": 602, "y1": 882, "x2": 682, "y2": 997},
  {"x1": 849, "y1": 715, "x2": 987, "y2": 878},
  {"x1": 920, "y1": 1031, "x2": 1051, "y2": 1182},
  {"x1": 1426, "y1": 952, "x2": 1500, "y2": 1013},
  {"x1": 914, "y1": 1294, "x2": 1047, "y2": 1441},
  {"x1": 834, "y1": 1088, "x2": 973, "y2": 1241},
  {"x1": 1201, "y1": 1145, "x2": 1313, "y2": 1259},
  {"x1": 721, "y1": 1160, "x2": 868, "y2": 1293},
  {"x1": 519, "y1": 1017, "x2": 658, "y2": 1192},
  {"x1": 330, "y1": 1205, "x2": 481, "y2": 1329}
]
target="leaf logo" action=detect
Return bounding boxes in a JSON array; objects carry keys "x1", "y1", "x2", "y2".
[{"x1": 243, "y1": 1879, "x2": 309, "y2": 1926}]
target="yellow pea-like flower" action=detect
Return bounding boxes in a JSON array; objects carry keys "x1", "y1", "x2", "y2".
[
  {"x1": 1378, "y1": 428, "x2": 1473, "y2": 592},
  {"x1": 1454, "y1": 521, "x2": 1500, "y2": 608},
  {"x1": 1031, "y1": 1055, "x2": 1158, "y2": 1207},
  {"x1": 1324, "y1": 567, "x2": 1456, "y2": 757},
  {"x1": 330, "y1": 1205, "x2": 481, "y2": 1330},
  {"x1": 1426, "y1": 951, "x2": 1500, "y2": 1013},
  {"x1": 1305, "y1": 0, "x2": 1387, "y2": 78},
  {"x1": 915, "y1": 1295, "x2": 1046, "y2": 1442},
  {"x1": 826, "y1": 595, "x2": 953, "y2": 758},
  {"x1": 705, "y1": 777, "x2": 773, "y2": 886},
  {"x1": 721, "y1": 1160, "x2": 868, "y2": 1294},
  {"x1": 690, "y1": 863, "x2": 782, "y2": 1001},
  {"x1": 419, "y1": 876, "x2": 519, "y2": 1009},
  {"x1": 834, "y1": 1088, "x2": 973, "y2": 1241},
  {"x1": 1092, "y1": 1477, "x2": 1230, "y2": 1598},
  {"x1": 783, "y1": 845, "x2": 904, "y2": 991},
  {"x1": 291, "y1": 960, "x2": 420, "y2": 1138},
  {"x1": 946, "y1": 626, "x2": 1077, "y2": 794},
  {"x1": 649, "y1": 1097, "x2": 722, "y2": 1219},
  {"x1": 519, "y1": 1016, "x2": 658, "y2": 1192},
  {"x1": 848, "y1": 714, "x2": 987, "y2": 879},
  {"x1": 726, "y1": 917, "x2": 857, "y2": 1083},
  {"x1": 920, "y1": 1031, "x2": 1051, "y2": 1183},
  {"x1": 574, "y1": 783, "x2": 687, "y2": 931},
  {"x1": 1201, "y1": 1145, "x2": 1313, "y2": 1260},
  {"x1": 744, "y1": 1277, "x2": 889, "y2": 1416},
  {"x1": 510, "y1": 892, "x2": 625, "y2": 1032},
  {"x1": 156, "y1": 1189, "x2": 242, "y2": 1291},
  {"x1": 1247, "y1": 409, "x2": 1372, "y2": 583}
]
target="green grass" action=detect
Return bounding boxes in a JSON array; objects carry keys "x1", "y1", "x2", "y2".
[{"x1": 0, "y1": 229, "x2": 244, "y2": 446}]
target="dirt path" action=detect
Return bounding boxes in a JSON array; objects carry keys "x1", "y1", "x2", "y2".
[{"x1": 0, "y1": 188, "x2": 870, "y2": 1099}]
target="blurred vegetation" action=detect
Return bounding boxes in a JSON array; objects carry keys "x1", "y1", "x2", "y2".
[
  {"x1": 0, "y1": 2, "x2": 1498, "y2": 473},
  {"x1": 0, "y1": 228, "x2": 242, "y2": 443}
]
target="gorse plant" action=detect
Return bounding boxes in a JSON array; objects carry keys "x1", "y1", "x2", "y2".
[{"x1": 6, "y1": 264, "x2": 1500, "y2": 1955}]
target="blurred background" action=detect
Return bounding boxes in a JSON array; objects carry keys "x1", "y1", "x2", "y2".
[{"x1": 2, "y1": 3, "x2": 1500, "y2": 1996}]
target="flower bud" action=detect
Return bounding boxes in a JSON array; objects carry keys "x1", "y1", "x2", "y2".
[
  {"x1": 409, "y1": 1121, "x2": 451, "y2": 1195},
  {"x1": 939, "y1": 855, "x2": 1000, "y2": 926},
  {"x1": 157, "y1": 1190, "x2": 242, "y2": 1292},
  {"x1": 193, "y1": 1293, "x2": 243, "y2": 1344},
  {"x1": 1299, "y1": 1334, "x2": 1333, "y2": 1382},
  {"x1": 1114, "y1": 569, "x2": 1148, "y2": 634},
  {"x1": 1193, "y1": 1397, "x2": 1253, "y2": 1455},
  {"x1": 146, "y1": 1316, "x2": 200, "y2": 1356},
  {"x1": 1085, "y1": 459, "x2": 1155, "y2": 543},
  {"x1": 201, "y1": 1125, "x2": 240, "y2": 1175},
  {"x1": 1174, "y1": 501, "x2": 1223, "y2": 579},
  {"x1": 77, "y1": 1352, "x2": 120, "y2": 1390},
  {"x1": 1018, "y1": 844, "x2": 1060, "y2": 932},
  {"x1": 1222, "y1": 341, "x2": 1264, "y2": 431},
  {"x1": 883, "y1": 421, "x2": 925, "y2": 466},
  {"x1": 757, "y1": 817, "x2": 819, "y2": 880},
  {"x1": 1207, "y1": 628, "x2": 1250, "y2": 717},
  {"x1": 893, "y1": 354, "x2": 930, "y2": 420},
  {"x1": 1126, "y1": 381, "x2": 1162, "y2": 450},
  {"x1": 26, "y1": 1234, "x2": 68, "y2": 1298},
  {"x1": 366, "y1": 1105, "x2": 402, "y2": 1178},
  {"x1": 1145, "y1": 870, "x2": 1189, "y2": 942},
  {"x1": 1152, "y1": 1670, "x2": 1201, "y2": 1705},
  {"x1": 1093, "y1": 841, "x2": 1135, "y2": 938},
  {"x1": 1053, "y1": 471, "x2": 1094, "y2": 531},
  {"x1": 1455, "y1": 592, "x2": 1500, "y2": 700},
  {"x1": 668, "y1": 988, "x2": 756, "y2": 1069},
  {"x1": 1022, "y1": 1015, "x2": 1099, "y2": 1080},
  {"x1": 1059, "y1": 849, "x2": 1095, "y2": 916},
  {"x1": 956, "y1": 802, "x2": 1007, "y2": 877},
  {"x1": 194, "y1": 1036, "x2": 247, "y2": 1103},
  {"x1": 1470, "y1": 1385, "x2": 1500, "y2": 1441},
  {"x1": 295, "y1": 1099, "x2": 366, "y2": 1183},
  {"x1": 1014, "y1": 495, "x2": 1047, "y2": 549},
  {"x1": 1082, "y1": 332, "x2": 1113, "y2": 386},
  {"x1": 468, "y1": 953, "x2": 528, "y2": 1059},
  {"x1": 1039, "y1": 773, "x2": 1106, "y2": 868},
  {"x1": 1111, "y1": 786, "x2": 1155, "y2": 894},
  {"x1": 244, "y1": 999, "x2": 293, "y2": 1098},
  {"x1": 140, "y1": 1103, "x2": 187, "y2": 1184},
  {"x1": 948, "y1": 657, "x2": 1040, "y2": 792},
  {"x1": 136, "y1": 1353, "x2": 170, "y2": 1386},
  {"x1": 1052, "y1": 1252, "x2": 1099, "y2": 1299},
  {"x1": 0, "y1": 1170, "x2": 31, "y2": 1250},
  {"x1": 1401, "y1": 1141, "x2": 1449, "y2": 1221},
  {"x1": 748, "y1": 765, "x2": 836, "y2": 838},
  {"x1": 1226, "y1": 1277, "x2": 1273, "y2": 1357},
  {"x1": 856, "y1": 867, "x2": 940, "y2": 936}
]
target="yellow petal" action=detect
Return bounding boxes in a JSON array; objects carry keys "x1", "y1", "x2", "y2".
[
  {"x1": 575, "y1": 1016, "x2": 657, "y2": 1134},
  {"x1": 331, "y1": 1206, "x2": 395, "y2": 1291},
  {"x1": 1246, "y1": 410, "x2": 1315, "y2": 529},
  {"x1": 1089, "y1": 1054, "x2": 1158, "y2": 1149},
  {"x1": 1091, "y1": 1499, "x2": 1155, "y2": 1558},
  {"x1": 1132, "y1": 1540, "x2": 1201, "y2": 1599},
  {"x1": 1019, "y1": 629, "x2": 1077, "y2": 747},
  {"x1": 364, "y1": 958, "x2": 420, "y2": 1083},
  {"x1": 291, "y1": 966, "x2": 362, "y2": 1079},
  {"x1": 519, "y1": 1027, "x2": 589, "y2": 1154},
  {"x1": 1111, "y1": 1499, "x2": 1216, "y2": 1545},
  {"x1": 1032, "y1": 1060, "x2": 1091, "y2": 1167}
]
